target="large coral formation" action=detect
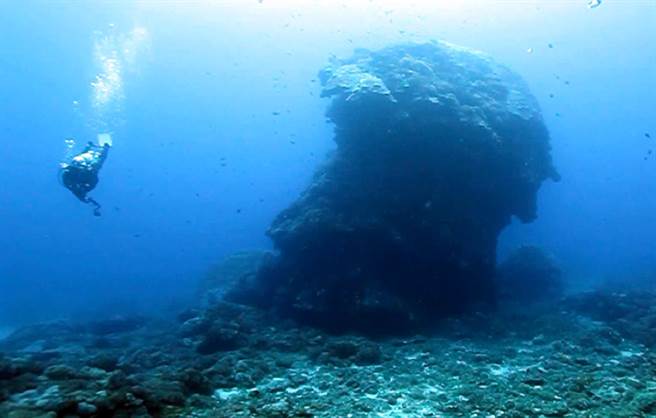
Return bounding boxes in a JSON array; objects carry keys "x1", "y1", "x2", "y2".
[{"x1": 229, "y1": 41, "x2": 558, "y2": 332}]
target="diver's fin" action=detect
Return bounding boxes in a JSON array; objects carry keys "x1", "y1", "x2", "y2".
[
  {"x1": 97, "y1": 133, "x2": 113, "y2": 147},
  {"x1": 86, "y1": 197, "x2": 102, "y2": 217}
]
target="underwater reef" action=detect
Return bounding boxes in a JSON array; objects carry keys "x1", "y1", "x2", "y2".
[
  {"x1": 2, "y1": 279, "x2": 656, "y2": 417},
  {"x1": 228, "y1": 41, "x2": 559, "y2": 332},
  {"x1": 7, "y1": 42, "x2": 622, "y2": 417}
]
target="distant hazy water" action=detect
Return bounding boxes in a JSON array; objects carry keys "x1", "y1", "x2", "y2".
[{"x1": 0, "y1": 327, "x2": 13, "y2": 340}]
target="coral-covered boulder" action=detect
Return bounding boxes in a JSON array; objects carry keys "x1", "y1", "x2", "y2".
[
  {"x1": 496, "y1": 246, "x2": 564, "y2": 303},
  {"x1": 228, "y1": 41, "x2": 558, "y2": 333}
]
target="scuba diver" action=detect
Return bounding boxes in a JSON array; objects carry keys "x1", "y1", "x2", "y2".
[{"x1": 59, "y1": 134, "x2": 112, "y2": 216}]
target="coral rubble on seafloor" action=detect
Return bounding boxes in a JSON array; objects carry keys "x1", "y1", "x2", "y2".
[
  {"x1": 2, "y1": 286, "x2": 656, "y2": 417},
  {"x1": 228, "y1": 42, "x2": 559, "y2": 332}
]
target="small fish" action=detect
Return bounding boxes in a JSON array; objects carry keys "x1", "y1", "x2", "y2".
[
  {"x1": 272, "y1": 111, "x2": 280, "y2": 116},
  {"x1": 548, "y1": 43, "x2": 554, "y2": 49},
  {"x1": 646, "y1": 133, "x2": 652, "y2": 139},
  {"x1": 549, "y1": 93, "x2": 555, "y2": 98}
]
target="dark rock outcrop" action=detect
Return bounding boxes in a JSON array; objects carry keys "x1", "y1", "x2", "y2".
[
  {"x1": 228, "y1": 41, "x2": 558, "y2": 333},
  {"x1": 496, "y1": 246, "x2": 564, "y2": 303}
]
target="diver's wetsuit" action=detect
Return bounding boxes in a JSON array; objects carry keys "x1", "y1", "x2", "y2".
[{"x1": 61, "y1": 142, "x2": 110, "y2": 216}]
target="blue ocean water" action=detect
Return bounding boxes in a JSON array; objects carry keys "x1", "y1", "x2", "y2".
[{"x1": 0, "y1": 0, "x2": 654, "y2": 327}]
